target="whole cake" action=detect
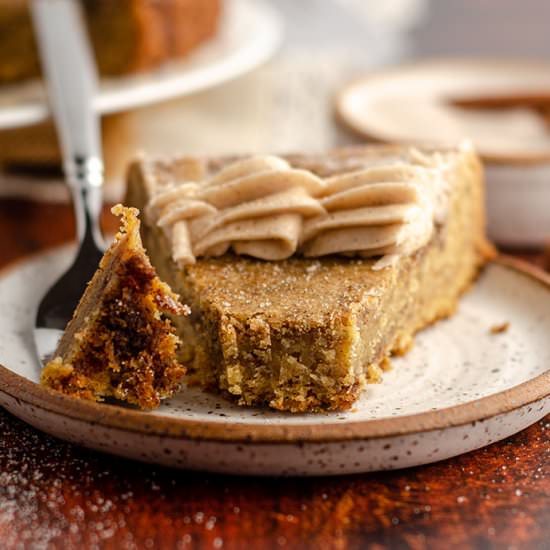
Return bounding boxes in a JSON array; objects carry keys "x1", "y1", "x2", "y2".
[
  {"x1": 42, "y1": 205, "x2": 190, "y2": 410},
  {"x1": 125, "y1": 144, "x2": 496, "y2": 412},
  {"x1": 0, "y1": 0, "x2": 221, "y2": 83}
]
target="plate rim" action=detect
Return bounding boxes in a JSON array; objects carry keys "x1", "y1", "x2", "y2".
[
  {"x1": 335, "y1": 57, "x2": 550, "y2": 166},
  {"x1": 1, "y1": 253, "x2": 549, "y2": 444}
]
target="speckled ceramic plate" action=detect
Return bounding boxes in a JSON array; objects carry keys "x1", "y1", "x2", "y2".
[{"x1": 1, "y1": 247, "x2": 549, "y2": 476}]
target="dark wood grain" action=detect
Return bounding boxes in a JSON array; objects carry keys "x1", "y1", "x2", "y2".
[{"x1": 1, "y1": 199, "x2": 549, "y2": 550}]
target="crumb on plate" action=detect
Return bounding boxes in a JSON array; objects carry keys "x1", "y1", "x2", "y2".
[{"x1": 490, "y1": 321, "x2": 510, "y2": 335}]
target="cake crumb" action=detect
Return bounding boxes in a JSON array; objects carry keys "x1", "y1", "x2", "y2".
[
  {"x1": 367, "y1": 364, "x2": 384, "y2": 383},
  {"x1": 380, "y1": 356, "x2": 392, "y2": 372},
  {"x1": 489, "y1": 322, "x2": 510, "y2": 335}
]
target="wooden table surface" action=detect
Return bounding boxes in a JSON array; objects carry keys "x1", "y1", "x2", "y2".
[{"x1": 1, "y1": 199, "x2": 549, "y2": 550}]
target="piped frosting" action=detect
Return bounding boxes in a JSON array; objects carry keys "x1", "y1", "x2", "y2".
[{"x1": 145, "y1": 151, "x2": 448, "y2": 269}]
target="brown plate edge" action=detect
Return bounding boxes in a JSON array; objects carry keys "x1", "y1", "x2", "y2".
[
  {"x1": 334, "y1": 57, "x2": 550, "y2": 166},
  {"x1": 0, "y1": 254, "x2": 549, "y2": 444}
]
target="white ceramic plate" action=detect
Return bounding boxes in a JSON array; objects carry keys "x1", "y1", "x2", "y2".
[
  {"x1": 0, "y1": 0, "x2": 283, "y2": 130},
  {"x1": 336, "y1": 59, "x2": 550, "y2": 246},
  {"x1": 1, "y1": 247, "x2": 550, "y2": 476}
]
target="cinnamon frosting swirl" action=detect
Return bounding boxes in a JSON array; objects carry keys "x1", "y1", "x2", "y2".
[{"x1": 145, "y1": 151, "x2": 447, "y2": 269}]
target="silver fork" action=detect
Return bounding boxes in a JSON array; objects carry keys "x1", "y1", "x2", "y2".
[{"x1": 31, "y1": 0, "x2": 105, "y2": 361}]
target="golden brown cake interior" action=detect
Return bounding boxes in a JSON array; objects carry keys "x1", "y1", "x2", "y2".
[
  {"x1": 126, "y1": 146, "x2": 496, "y2": 412},
  {"x1": 41, "y1": 205, "x2": 189, "y2": 410}
]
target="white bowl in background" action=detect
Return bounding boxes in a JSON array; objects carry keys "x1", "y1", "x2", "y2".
[{"x1": 485, "y1": 162, "x2": 550, "y2": 247}]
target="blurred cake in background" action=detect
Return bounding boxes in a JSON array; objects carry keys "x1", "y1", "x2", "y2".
[
  {"x1": 0, "y1": 0, "x2": 221, "y2": 188},
  {"x1": 0, "y1": 113, "x2": 131, "y2": 187},
  {"x1": 0, "y1": 0, "x2": 221, "y2": 83}
]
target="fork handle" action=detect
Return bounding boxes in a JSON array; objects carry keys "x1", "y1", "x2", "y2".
[
  {"x1": 66, "y1": 155, "x2": 104, "y2": 250},
  {"x1": 30, "y1": 0, "x2": 104, "y2": 249}
]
